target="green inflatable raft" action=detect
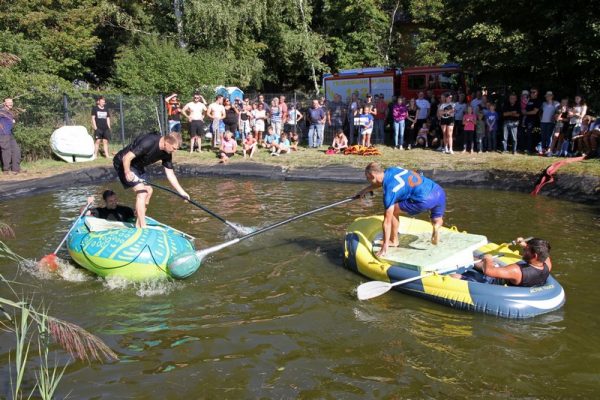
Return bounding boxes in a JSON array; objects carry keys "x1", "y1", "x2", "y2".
[{"x1": 66, "y1": 216, "x2": 199, "y2": 280}]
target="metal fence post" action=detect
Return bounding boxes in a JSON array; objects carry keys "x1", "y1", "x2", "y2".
[
  {"x1": 293, "y1": 91, "x2": 297, "y2": 137},
  {"x1": 63, "y1": 93, "x2": 70, "y2": 125},
  {"x1": 119, "y1": 94, "x2": 126, "y2": 144},
  {"x1": 159, "y1": 94, "x2": 167, "y2": 136}
]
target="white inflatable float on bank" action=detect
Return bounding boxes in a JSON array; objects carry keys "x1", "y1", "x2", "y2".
[{"x1": 50, "y1": 125, "x2": 96, "y2": 163}]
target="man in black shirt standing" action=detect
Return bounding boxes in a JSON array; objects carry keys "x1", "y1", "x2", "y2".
[
  {"x1": 113, "y1": 132, "x2": 189, "y2": 228},
  {"x1": 502, "y1": 93, "x2": 521, "y2": 154},
  {"x1": 91, "y1": 96, "x2": 111, "y2": 158},
  {"x1": 84, "y1": 190, "x2": 135, "y2": 222},
  {"x1": 524, "y1": 88, "x2": 542, "y2": 154}
]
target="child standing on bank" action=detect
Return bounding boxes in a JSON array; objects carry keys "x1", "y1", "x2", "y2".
[
  {"x1": 485, "y1": 103, "x2": 499, "y2": 152},
  {"x1": 476, "y1": 110, "x2": 486, "y2": 153},
  {"x1": 361, "y1": 106, "x2": 374, "y2": 147},
  {"x1": 462, "y1": 106, "x2": 476, "y2": 154}
]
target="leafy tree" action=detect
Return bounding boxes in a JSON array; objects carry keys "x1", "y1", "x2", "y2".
[
  {"x1": 318, "y1": 0, "x2": 389, "y2": 70},
  {"x1": 112, "y1": 38, "x2": 232, "y2": 94},
  {"x1": 0, "y1": 0, "x2": 104, "y2": 80}
]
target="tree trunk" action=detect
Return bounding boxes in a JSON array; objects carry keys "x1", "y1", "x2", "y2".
[
  {"x1": 296, "y1": 0, "x2": 320, "y2": 95},
  {"x1": 386, "y1": 1, "x2": 400, "y2": 64},
  {"x1": 174, "y1": 0, "x2": 186, "y2": 48}
]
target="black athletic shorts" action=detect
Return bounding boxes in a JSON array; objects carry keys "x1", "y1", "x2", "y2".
[
  {"x1": 190, "y1": 120, "x2": 205, "y2": 136},
  {"x1": 94, "y1": 128, "x2": 111, "y2": 140},
  {"x1": 113, "y1": 157, "x2": 146, "y2": 189},
  {"x1": 440, "y1": 116, "x2": 454, "y2": 126},
  {"x1": 224, "y1": 122, "x2": 238, "y2": 134}
]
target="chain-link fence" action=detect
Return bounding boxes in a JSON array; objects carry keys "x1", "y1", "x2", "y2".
[
  {"x1": 12, "y1": 88, "x2": 393, "y2": 162},
  {"x1": 64, "y1": 93, "x2": 163, "y2": 146}
]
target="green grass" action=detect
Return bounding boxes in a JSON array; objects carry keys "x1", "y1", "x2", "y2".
[{"x1": 17, "y1": 143, "x2": 600, "y2": 180}]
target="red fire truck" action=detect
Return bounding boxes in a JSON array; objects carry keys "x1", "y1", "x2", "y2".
[{"x1": 323, "y1": 64, "x2": 474, "y2": 102}]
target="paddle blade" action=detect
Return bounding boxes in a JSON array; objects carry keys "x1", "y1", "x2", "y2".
[
  {"x1": 167, "y1": 251, "x2": 201, "y2": 279},
  {"x1": 356, "y1": 281, "x2": 394, "y2": 300},
  {"x1": 229, "y1": 223, "x2": 255, "y2": 236},
  {"x1": 38, "y1": 254, "x2": 59, "y2": 272}
]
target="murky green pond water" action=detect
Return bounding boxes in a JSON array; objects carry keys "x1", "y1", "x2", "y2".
[{"x1": 1, "y1": 177, "x2": 599, "y2": 398}]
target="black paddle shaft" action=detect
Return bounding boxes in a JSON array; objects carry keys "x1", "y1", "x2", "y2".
[{"x1": 143, "y1": 181, "x2": 235, "y2": 227}]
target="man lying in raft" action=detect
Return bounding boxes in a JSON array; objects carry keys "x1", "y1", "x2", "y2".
[
  {"x1": 113, "y1": 132, "x2": 189, "y2": 228},
  {"x1": 358, "y1": 162, "x2": 446, "y2": 256},
  {"x1": 452, "y1": 238, "x2": 553, "y2": 287},
  {"x1": 81, "y1": 190, "x2": 135, "y2": 222}
]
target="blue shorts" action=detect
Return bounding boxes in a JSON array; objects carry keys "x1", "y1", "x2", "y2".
[{"x1": 398, "y1": 184, "x2": 446, "y2": 219}]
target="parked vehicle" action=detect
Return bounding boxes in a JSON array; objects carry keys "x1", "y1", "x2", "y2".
[{"x1": 323, "y1": 64, "x2": 474, "y2": 101}]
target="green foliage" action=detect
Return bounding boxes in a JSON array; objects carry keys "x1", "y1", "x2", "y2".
[
  {"x1": 0, "y1": 0, "x2": 104, "y2": 80},
  {"x1": 184, "y1": 0, "x2": 268, "y2": 48},
  {"x1": 112, "y1": 38, "x2": 230, "y2": 94},
  {"x1": 1, "y1": 0, "x2": 599, "y2": 157},
  {"x1": 14, "y1": 126, "x2": 54, "y2": 162},
  {"x1": 320, "y1": 0, "x2": 389, "y2": 70},
  {"x1": 434, "y1": 0, "x2": 600, "y2": 106}
]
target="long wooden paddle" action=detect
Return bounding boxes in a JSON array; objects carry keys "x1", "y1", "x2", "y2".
[
  {"x1": 168, "y1": 193, "x2": 371, "y2": 279},
  {"x1": 38, "y1": 201, "x2": 94, "y2": 271},
  {"x1": 141, "y1": 180, "x2": 254, "y2": 235}
]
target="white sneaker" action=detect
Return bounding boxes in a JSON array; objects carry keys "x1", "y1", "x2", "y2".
[
  {"x1": 399, "y1": 145, "x2": 404, "y2": 150},
  {"x1": 407, "y1": 144, "x2": 411, "y2": 150},
  {"x1": 449, "y1": 149, "x2": 454, "y2": 154}
]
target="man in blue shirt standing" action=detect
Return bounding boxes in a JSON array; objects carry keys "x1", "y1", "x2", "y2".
[
  {"x1": 308, "y1": 99, "x2": 326, "y2": 148},
  {"x1": 358, "y1": 162, "x2": 446, "y2": 256}
]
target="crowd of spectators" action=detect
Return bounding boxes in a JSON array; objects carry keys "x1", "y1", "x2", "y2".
[{"x1": 164, "y1": 89, "x2": 599, "y2": 159}]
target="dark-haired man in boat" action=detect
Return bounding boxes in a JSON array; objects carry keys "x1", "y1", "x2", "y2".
[
  {"x1": 82, "y1": 190, "x2": 135, "y2": 222},
  {"x1": 453, "y1": 238, "x2": 553, "y2": 287},
  {"x1": 113, "y1": 132, "x2": 189, "y2": 228},
  {"x1": 358, "y1": 161, "x2": 446, "y2": 256}
]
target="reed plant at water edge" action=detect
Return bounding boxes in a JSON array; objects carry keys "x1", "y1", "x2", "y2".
[{"x1": 1, "y1": 222, "x2": 119, "y2": 398}]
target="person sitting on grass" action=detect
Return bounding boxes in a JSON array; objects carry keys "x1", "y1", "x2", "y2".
[
  {"x1": 270, "y1": 132, "x2": 291, "y2": 156},
  {"x1": 218, "y1": 131, "x2": 237, "y2": 163},
  {"x1": 451, "y1": 238, "x2": 553, "y2": 287},
  {"x1": 415, "y1": 122, "x2": 429, "y2": 148},
  {"x1": 331, "y1": 129, "x2": 348, "y2": 153},
  {"x1": 243, "y1": 131, "x2": 257, "y2": 158},
  {"x1": 289, "y1": 130, "x2": 300, "y2": 151},
  {"x1": 262, "y1": 126, "x2": 280, "y2": 151}
]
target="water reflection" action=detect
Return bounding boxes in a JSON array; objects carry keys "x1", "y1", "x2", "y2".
[{"x1": 0, "y1": 178, "x2": 598, "y2": 398}]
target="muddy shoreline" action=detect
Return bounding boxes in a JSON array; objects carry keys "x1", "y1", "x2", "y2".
[{"x1": 1, "y1": 163, "x2": 599, "y2": 204}]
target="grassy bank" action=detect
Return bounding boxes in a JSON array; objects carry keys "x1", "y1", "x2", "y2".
[{"x1": 8, "y1": 144, "x2": 600, "y2": 182}]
